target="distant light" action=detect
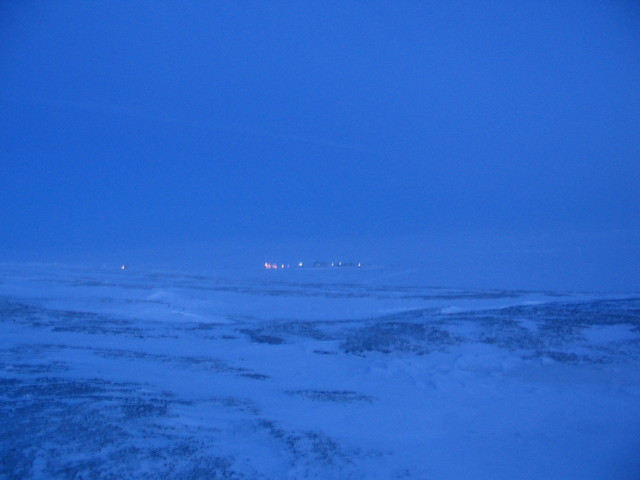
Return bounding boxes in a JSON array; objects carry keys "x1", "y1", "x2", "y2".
[
  {"x1": 298, "y1": 262, "x2": 303, "y2": 267},
  {"x1": 120, "y1": 265, "x2": 127, "y2": 270},
  {"x1": 357, "y1": 263, "x2": 362, "y2": 267}
]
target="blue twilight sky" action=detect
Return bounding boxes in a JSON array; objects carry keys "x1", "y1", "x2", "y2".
[{"x1": 1, "y1": 1, "x2": 639, "y2": 290}]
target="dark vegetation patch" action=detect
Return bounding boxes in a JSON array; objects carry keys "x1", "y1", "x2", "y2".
[
  {"x1": 492, "y1": 298, "x2": 640, "y2": 328},
  {"x1": 258, "y1": 419, "x2": 359, "y2": 469},
  {"x1": 0, "y1": 298, "x2": 151, "y2": 338},
  {"x1": 206, "y1": 396, "x2": 260, "y2": 414},
  {"x1": 238, "y1": 373, "x2": 270, "y2": 380},
  {"x1": 0, "y1": 361, "x2": 69, "y2": 375},
  {"x1": 0, "y1": 376, "x2": 253, "y2": 480},
  {"x1": 341, "y1": 322, "x2": 461, "y2": 356},
  {"x1": 522, "y1": 350, "x2": 604, "y2": 364},
  {"x1": 89, "y1": 347, "x2": 270, "y2": 379},
  {"x1": 237, "y1": 322, "x2": 333, "y2": 346},
  {"x1": 238, "y1": 329, "x2": 285, "y2": 345},
  {"x1": 287, "y1": 389, "x2": 376, "y2": 403},
  {"x1": 447, "y1": 297, "x2": 640, "y2": 360}
]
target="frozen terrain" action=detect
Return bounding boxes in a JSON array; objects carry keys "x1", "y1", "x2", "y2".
[{"x1": 1, "y1": 263, "x2": 639, "y2": 479}]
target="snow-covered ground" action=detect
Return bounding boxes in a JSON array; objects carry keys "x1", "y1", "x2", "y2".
[{"x1": 1, "y1": 263, "x2": 639, "y2": 479}]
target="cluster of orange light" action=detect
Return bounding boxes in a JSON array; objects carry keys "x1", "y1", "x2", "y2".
[
  {"x1": 264, "y1": 262, "x2": 290, "y2": 269},
  {"x1": 265, "y1": 261, "x2": 361, "y2": 269}
]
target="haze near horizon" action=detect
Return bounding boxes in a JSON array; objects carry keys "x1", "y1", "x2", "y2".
[{"x1": 1, "y1": 1, "x2": 639, "y2": 291}]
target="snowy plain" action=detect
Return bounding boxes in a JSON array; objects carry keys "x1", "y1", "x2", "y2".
[{"x1": 1, "y1": 263, "x2": 639, "y2": 479}]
